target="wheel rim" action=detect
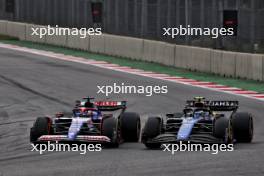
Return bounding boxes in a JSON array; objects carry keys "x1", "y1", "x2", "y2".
[{"x1": 224, "y1": 121, "x2": 233, "y2": 144}]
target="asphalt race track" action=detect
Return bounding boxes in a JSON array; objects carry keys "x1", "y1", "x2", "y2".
[{"x1": 0, "y1": 47, "x2": 263, "y2": 176}]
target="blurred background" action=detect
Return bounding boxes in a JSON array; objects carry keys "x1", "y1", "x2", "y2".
[{"x1": 0, "y1": 0, "x2": 263, "y2": 53}]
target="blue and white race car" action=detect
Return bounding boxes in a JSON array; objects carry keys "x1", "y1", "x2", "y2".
[
  {"x1": 30, "y1": 97, "x2": 141, "y2": 147},
  {"x1": 141, "y1": 97, "x2": 254, "y2": 149}
]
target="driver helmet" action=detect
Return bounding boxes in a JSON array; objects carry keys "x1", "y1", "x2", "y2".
[
  {"x1": 194, "y1": 97, "x2": 206, "y2": 108},
  {"x1": 73, "y1": 108, "x2": 91, "y2": 117}
]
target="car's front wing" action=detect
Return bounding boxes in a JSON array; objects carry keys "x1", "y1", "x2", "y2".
[
  {"x1": 37, "y1": 135, "x2": 111, "y2": 143},
  {"x1": 145, "y1": 133, "x2": 224, "y2": 144}
]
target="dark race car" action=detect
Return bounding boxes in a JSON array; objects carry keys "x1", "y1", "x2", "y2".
[
  {"x1": 30, "y1": 97, "x2": 141, "y2": 147},
  {"x1": 142, "y1": 97, "x2": 254, "y2": 149}
]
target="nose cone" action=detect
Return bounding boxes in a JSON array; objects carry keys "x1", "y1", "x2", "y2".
[
  {"x1": 68, "y1": 131, "x2": 77, "y2": 140},
  {"x1": 177, "y1": 133, "x2": 190, "y2": 140},
  {"x1": 67, "y1": 118, "x2": 85, "y2": 140},
  {"x1": 177, "y1": 118, "x2": 199, "y2": 140}
]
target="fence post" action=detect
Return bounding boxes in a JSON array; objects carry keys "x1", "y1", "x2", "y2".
[
  {"x1": 157, "y1": 0, "x2": 160, "y2": 39},
  {"x1": 141, "y1": 0, "x2": 147, "y2": 38},
  {"x1": 250, "y1": 0, "x2": 255, "y2": 51}
]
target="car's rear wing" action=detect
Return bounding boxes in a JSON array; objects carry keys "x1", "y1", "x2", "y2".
[
  {"x1": 186, "y1": 100, "x2": 239, "y2": 111},
  {"x1": 209, "y1": 101, "x2": 238, "y2": 111},
  {"x1": 94, "y1": 101, "x2": 127, "y2": 110}
]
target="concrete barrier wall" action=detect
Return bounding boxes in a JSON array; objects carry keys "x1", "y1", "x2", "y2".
[
  {"x1": 25, "y1": 24, "x2": 46, "y2": 43},
  {"x1": 175, "y1": 46, "x2": 211, "y2": 73},
  {"x1": 6, "y1": 22, "x2": 26, "y2": 40},
  {"x1": 175, "y1": 45, "x2": 197, "y2": 70},
  {"x1": 175, "y1": 45, "x2": 188, "y2": 69},
  {"x1": 221, "y1": 51, "x2": 237, "y2": 77},
  {"x1": 190, "y1": 47, "x2": 211, "y2": 72},
  {"x1": 235, "y1": 53, "x2": 264, "y2": 81},
  {"x1": 210, "y1": 50, "x2": 223, "y2": 75},
  {"x1": 125, "y1": 37, "x2": 143, "y2": 60},
  {"x1": 104, "y1": 35, "x2": 143, "y2": 60},
  {"x1": 89, "y1": 34, "x2": 105, "y2": 54},
  {"x1": 251, "y1": 54, "x2": 263, "y2": 81},
  {"x1": 0, "y1": 20, "x2": 7, "y2": 35},
  {"x1": 104, "y1": 34, "x2": 123, "y2": 57},
  {"x1": 66, "y1": 29, "x2": 90, "y2": 51},
  {"x1": 235, "y1": 53, "x2": 252, "y2": 79},
  {"x1": 263, "y1": 55, "x2": 264, "y2": 81},
  {"x1": 209, "y1": 51, "x2": 263, "y2": 81},
  {"x1": 142, "y1": 40, "x2": 157, "y2": 63},
  {"x1": 45, "y1": 27, "x2": 67, "y2": 47},
  {"x1": 154, "y1": 42, "x2": 175, "y2": 66},
  {"x1": 1, "y1": 21, "x2": 263, "y2": 82},
  {"x1": 143, "y1": 40, "x2": 175, "y2": 66}
]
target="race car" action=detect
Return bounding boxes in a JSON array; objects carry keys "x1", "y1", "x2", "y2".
[
  {"x1": 30, "y1": 97, "x2": 141, "y2": 147},
  {"x1": 141, "y1": 97, "x2": 254, "y2": 149}
]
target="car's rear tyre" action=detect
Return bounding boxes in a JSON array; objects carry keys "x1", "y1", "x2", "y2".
[
  {"x1": 142, "y1": 117, "x2": 162, "y2": 149},
  {"x1": 213, "y1": 117, "x2": 233, "y2": 144},
  {"x1": 121, "y1": 112, "x2": 141, "y2": 142},
  {"x1": 30, "y1": 117, "x2": 51, "y2": 143},
  {"x1": 102, "y1": 117, "x2": 119, "y2": 148},
  {"x1": 232, "y1": 112, "x2": 253, "y2": 143}
]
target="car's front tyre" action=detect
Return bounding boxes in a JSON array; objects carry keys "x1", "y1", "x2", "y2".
[
  {"x1": 30, "y1": 117, "x2": 52, "y2": 143},
  {"x1": 102, "y1": 117, "x2": 120, "y2": 148},
  {"x1": 141, "y1": 117, "x2": 162, "y2": 149},
  {"x1": 121, "y1": 112, "x2": 141, "y2": 142}
]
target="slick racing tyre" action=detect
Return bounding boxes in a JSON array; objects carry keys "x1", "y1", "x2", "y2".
[
  {"x1": 142, "y1": 117, "x2": 162, "y2": 149},
  {"x1": 121, "y1": 112, "x2": 141, "y2": 142},
  {"x1": 213, "y1": 117, "x2": 233, "y2": 144},
  {"x1": 30, "y1": 117, "x2": 52, "y2": 143},
  {"x1": 102, "y1": 117, "x2": 120, "y2": 148},
  {"x1": 232, "y1": 112, "x2": 253, "y2": 143}
]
